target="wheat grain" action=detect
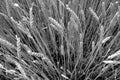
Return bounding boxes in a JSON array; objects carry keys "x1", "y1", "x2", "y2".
[
  {"x1": 22, "y1": 16, "x2": 29, "y2": 23},
  {"x1": 60, "y1": 45, "x2": 64, "y2": 55},
  {"x1": 5, "y1": 0, "x2": 11, "y2": 17},
  {"x1": 13, "y1": 3, "x2": 19, "y2": 7},
  {"x1": 22, "y1": 43, "x2": 32, "y2": 54},
  {"x1": 0, "y1": 64, "x2": 4, "y2": 69},
  {"x1": 92, "y1": 41, "x2": 95, "y2": 51},
  {"x1": 42, "y1": 57, "x2": 51, "y2": 62},
  {"x1": 30, "y1": 52, "x2": 45, "y2": 58},
  {"x1": 100, "y1": 25, "x2": 104, "y2": 41}
]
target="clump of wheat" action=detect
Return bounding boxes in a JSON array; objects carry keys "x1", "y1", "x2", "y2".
[{"x1": 1, "y1": 0, "x2": 120, "y2": 80}]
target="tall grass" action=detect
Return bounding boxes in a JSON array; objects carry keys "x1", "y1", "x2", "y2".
[{"x1": 0, "y1": 0, "x2": 120, "y2": 80}]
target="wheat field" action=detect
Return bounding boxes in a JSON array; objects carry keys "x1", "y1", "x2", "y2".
[{"x1": 0, "y1": 0, "x2": 120, "y2": 80}]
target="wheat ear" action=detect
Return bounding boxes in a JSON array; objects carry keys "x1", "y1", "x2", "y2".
[{"x1": 89, "y1": 7, "x2": 99, "y2": 22}]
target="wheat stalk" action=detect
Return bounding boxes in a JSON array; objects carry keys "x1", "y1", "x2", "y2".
[
  {"x1": 102, "y1": 36, "x2": 111, "y2": 43},
  {"x1": 16, "y1": 35, "x2": 21, "y2": 59},
  {"x1": 103, "y1": 60, "x2": 120, "y2": 64},
  {"x1": 61, "y1": 74, "x2": 69, "y2": 79},
  {"x1": 60, "y1": 45, "x2": 64, "y2": 55},
  {"x1": 0, "y1": 37, "x2": 16, "y2": 49},
  {"x1": 5, "y1": 0, "x2": 11, "y2": 17},
  {"x1": 107, "y1": 50, "x2": 120, "y2": 59},
  {"x1": 0, "y1": 12, "x2": 9, "y2": 19},
  {"x1": 102, "y1": 2, "x2": 106, "y2": 16},
  {"x1": 0, "y1": 64, "x2": 4, "y2": 69},
  {"x1": 29, "y1": 3, "x2": 34, "y2": 28},
  {"x1": 109, "y1": 11, "x2": 119, "y2": 27},
  {"x1": 92, "y1": 41, "x2": 95, "y2": 51},
  {"x1": 100, "y1": 25, "x2": 104, "y2": 41}
]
